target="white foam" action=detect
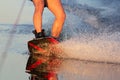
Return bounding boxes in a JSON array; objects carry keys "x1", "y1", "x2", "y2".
[{"x1": 60, "y1": 32, "x2": 120, "y2": 63}]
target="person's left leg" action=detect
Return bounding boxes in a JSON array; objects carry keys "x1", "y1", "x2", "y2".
[{"x1": 46, "y1": 0, "x2": 66, "y2": 38}]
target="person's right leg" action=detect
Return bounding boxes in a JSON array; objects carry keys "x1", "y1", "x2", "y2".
[{"x1": 32, "y1": 0, "x2": 44, "y2": 33}]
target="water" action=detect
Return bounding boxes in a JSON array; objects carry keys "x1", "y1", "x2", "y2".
[{"x1": 0, "y1": 0, "x2": 120, "y2": 80}]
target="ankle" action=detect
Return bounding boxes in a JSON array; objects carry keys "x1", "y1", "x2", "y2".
[{"x1": 33, "y1": 29, "x2": 46, "y2": 38}]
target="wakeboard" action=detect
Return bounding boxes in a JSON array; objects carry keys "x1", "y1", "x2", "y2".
[{"x1": 26, "y1": 37, "x2": 63, "y2": 80}]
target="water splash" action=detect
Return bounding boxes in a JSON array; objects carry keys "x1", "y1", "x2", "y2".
[
  {"x1": 58, "y1": 31, "x2": 120, "y2": 80},
  {"x1": 60, "y1": 32, "x2": 120, "y2": 63},
  {"x1": 57, "y1": 0, "x2": 120, "y2": 64}
]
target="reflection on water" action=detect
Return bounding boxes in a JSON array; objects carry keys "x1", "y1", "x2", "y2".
[
  {"x1": 1, "y1": 53, "x2": 120, "y2": 80},
  {"x1": 59, "y1": 60, "x2": 120, "y2": 80}
]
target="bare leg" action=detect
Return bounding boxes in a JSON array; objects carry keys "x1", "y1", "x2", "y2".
[
  {"x1": 32, "y1": 0, "x2": 44, "y2": 33},
  {"x1": 47, "y1": 0, "x2": 66, "y2": 38}
]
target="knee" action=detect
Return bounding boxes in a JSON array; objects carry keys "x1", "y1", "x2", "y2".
[
  {"x1": 56, "y1": 12, "x2": 66, "y2": 22},
  {"x1": 35, "y1": 5, "x2": 44, "y2": 11},
  {"x1": 62, "y1": 12, "x2": 66, "y2": 21},
  {"x1": 33, "y1": 1, "x2": 44, "y2": 13}
]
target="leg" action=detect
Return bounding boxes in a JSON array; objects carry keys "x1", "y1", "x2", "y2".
[
  {"x1": 47, "y1": 0, "x2": 66, "y2": 38},
  {"x1": 32, "y1": 0, "x2": 44, "y2": 33}
]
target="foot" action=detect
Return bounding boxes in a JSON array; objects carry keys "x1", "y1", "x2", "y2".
[{"x1": 32, "y1": 29, "x2": 46, "y2": 38}]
